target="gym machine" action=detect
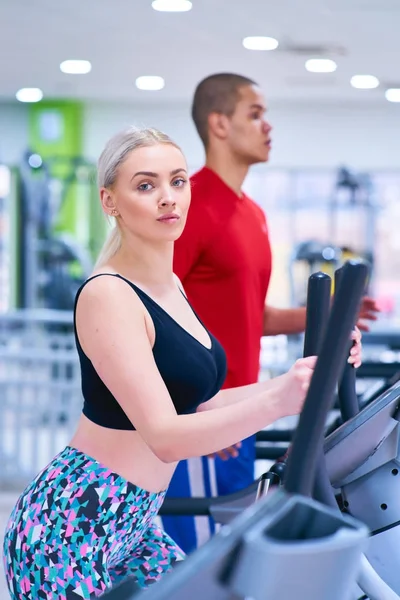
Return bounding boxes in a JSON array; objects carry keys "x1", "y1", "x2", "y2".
[
  {"x1": 288, "y1": 166, "x2": 377, "y2": 307},
  {"x1": 102, "y1": 260, "x2": 400, "y2": 599},
  {"x1": 331, "y1": 167, "x2": 376, "y2": 270},
  {"x1": 18, "y1": 150, "x2": 93, "y2": 310}
]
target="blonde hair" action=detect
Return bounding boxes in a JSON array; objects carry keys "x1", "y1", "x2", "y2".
[{"x1": 94, "y1": 126, "x2": 182, "y2": 268}]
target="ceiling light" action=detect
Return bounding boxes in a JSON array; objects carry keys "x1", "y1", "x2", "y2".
[
  {"x1": 243, "y1": 36, "x2": 279, "y2": 51},
  {"x1": 305, "y1": 58, "x2": 337, "y2": 73},
  {"x1": 135, "y1": 75, "x2": 165, "y2": 91},
  {"x1": 152, "y1": 0, "x2": 192, "y2": 11},
  {"x1": 60, "y1": 60, "x2": 92, "y2": 74},
  {"x1": 16, "y1": 88, "x2": 43, "y2": 103},
  {"x1": 350, "y1": 75, "x2": 379, "y2": 89},
  {"x1": 385, "y1": 88, "x2": 400, "y2": 103}
]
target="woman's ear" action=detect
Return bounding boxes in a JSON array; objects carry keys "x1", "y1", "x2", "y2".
[{"x1": 100, "y1": 188, "x2": 118, "y2": 216}]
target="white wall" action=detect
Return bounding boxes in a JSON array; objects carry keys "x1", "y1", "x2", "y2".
[
  {"x1": 83, "y1": 102, "x2": 205, "y2": 171},
  {"x1": 268, "y1": 102, "x2": 400, "y2": 170},
  {"x1": 1, "y1": 99, "x2": 400, "y2": 170},
  {"x1": 83, "y1": 100, "x2": 400, "y2": 171}
]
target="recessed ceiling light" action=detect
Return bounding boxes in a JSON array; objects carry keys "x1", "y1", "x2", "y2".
[
  {"x1": 305, "y1": 58, "x2": 337, "y2": 73},
  {"x1": 60, "y1": 60, "x2": 92, "y2": 74},
  {"x1": 135, "y1": 75, "x2": 165, "y2": 91},
  {"x1": 152, "y1": 0, "x2": 192, "y2": 11},
  {"x1": 385, "y1": 88, "x2": 400, "y2": 103},
  {"x1": 243, "y1": 36, "x2": 279, "y2": 51},
  {"x1": 16, "y1": 88, "x2": 43, "y2": 103},
  {"x1": 350, "y1": 75, "x2": 379, "y2": 89}
]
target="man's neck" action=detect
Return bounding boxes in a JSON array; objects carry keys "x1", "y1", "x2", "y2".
[{"x1": 205, "y1": 148, "x2": 249, "y2": 196}]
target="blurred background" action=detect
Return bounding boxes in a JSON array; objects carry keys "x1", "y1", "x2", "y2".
[{"x1": 1, "y1": 0, "x2": 400, "y2": 593}]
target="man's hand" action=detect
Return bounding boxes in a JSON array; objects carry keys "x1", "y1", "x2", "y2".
[
  {"x1": 356, "y1": 296, "x2": 381, "y2": 332},
  {"x1": 348, "y1": 326, "x2": 362, "y2": 369},
  {"x1": 208, "y1": 442, "x2": 242, "y2": 461}
]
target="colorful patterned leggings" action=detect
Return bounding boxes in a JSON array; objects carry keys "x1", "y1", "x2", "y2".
[{"x1": 2, "y1": 446, "x2": 184, "y2": 599}]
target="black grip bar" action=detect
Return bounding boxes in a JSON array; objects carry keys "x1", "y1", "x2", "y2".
[
  {"x1": 268, "y1": 272, "x2": 332, "y2": 478},
  {"x1": 284, "y1": 260, "x2": 369, "y2": 497},
  {"x1": 335, "y1": 266, "x2": 360, "y2": 421},
  {"x1": 255, "y1": 445, "x2": 288, "y2": 461},
  {"x1": 159, "y1": 480, "x2": 259, "y2": 516},
  {"x1": 256, "y1": 429, "x2": 293, "y2": 443},
  {"x1": 302, "y1": 272, "x2": 334, "y2": 505},
  {"x1": 303, "y1": 272, "x2": 332, "y2": 358}
]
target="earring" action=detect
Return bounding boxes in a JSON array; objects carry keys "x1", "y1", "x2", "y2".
[{"x1": 111, "y1": 209, "x2": 119, "y2": 216}]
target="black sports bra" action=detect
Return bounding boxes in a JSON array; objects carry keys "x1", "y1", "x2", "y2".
[{"x1": 73, "y1": 274, "x2": 227, "y2": 430}]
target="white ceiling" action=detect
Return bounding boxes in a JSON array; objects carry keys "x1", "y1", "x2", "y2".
[{"x1": 1, "y1": 0, "x2": 400, "y2": 106}]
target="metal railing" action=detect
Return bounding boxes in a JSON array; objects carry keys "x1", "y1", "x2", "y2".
[{"x1": 0, "y1": 310, "x2": 82, "y2": 490}]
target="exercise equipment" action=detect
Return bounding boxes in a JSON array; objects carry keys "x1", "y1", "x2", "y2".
[
  {"x1": 267, "y1": 265, "x2": 400, "y2": 598},
  {"x1": 17, "y1": 151, "x2": 94, "y2": 310},
  {"x1": 323, "y1": 269, "x2": 400, "y2": 594},
  {"x1": 289, "y1": 239, "x2": 342, "y2": 306},
  {"x1": 331, "y1": 167, "x2": 376, "y2": 270},
  {"x1": 356, "y1": 324, "x2": 400, "y2": 389},
  {"x1": 263, "y1": 264, "x2": 400, "y2": 598},
  {"x1": 325, "y1": 382, "x2": 400, "y2": 596},
  {"x1": 288, "y1": 165, "x2": 377, "y2": 307}
]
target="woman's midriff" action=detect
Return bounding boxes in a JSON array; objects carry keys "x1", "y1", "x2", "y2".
[{"x1": 69, "y1": 414, "x2": 177, "y2": 493}]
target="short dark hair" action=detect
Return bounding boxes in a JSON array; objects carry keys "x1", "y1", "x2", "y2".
[{"x1": 191, "y1": 73, "x2": 256, "y2": 147}]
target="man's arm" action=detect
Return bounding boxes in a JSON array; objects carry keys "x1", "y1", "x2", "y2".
[
  {"x1": 263, "y1": 297, "x2": 380, "y2": 336},
  {"x1": 263, "y1": 305, "x2": 306, "y2": 336}
]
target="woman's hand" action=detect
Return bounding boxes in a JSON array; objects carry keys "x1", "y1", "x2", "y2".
[
  {"x1": 275, "y1": 355, "x2": 318, "y2": 417},
  {"x1": 348, "y1": 326, "x2": 362, "y2": 369}
]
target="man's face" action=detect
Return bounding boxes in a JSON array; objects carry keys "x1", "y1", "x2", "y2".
[{"x1": 226, "y1": 85, "x2": 272, "y2": 165}]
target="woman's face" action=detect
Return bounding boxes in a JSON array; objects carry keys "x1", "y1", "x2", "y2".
[{"x1": 101, "y1": 143, "x2": 191, "y2": 244}]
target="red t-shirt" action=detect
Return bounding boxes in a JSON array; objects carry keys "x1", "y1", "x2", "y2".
[{"x1": 174, "y1": 167, "x2": 272, "y2": 388}]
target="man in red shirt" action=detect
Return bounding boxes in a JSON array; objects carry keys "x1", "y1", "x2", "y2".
[{"x1": 162, "y1": 73, "x2": 379, "y2": 553}]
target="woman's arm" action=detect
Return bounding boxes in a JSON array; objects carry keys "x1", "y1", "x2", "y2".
[
  {"x1": 76, "y1": 276, "x2": 313, "y2": 464},
  {"x1": 197, "y1": 378, "x2": 281, "y2": 412}
]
